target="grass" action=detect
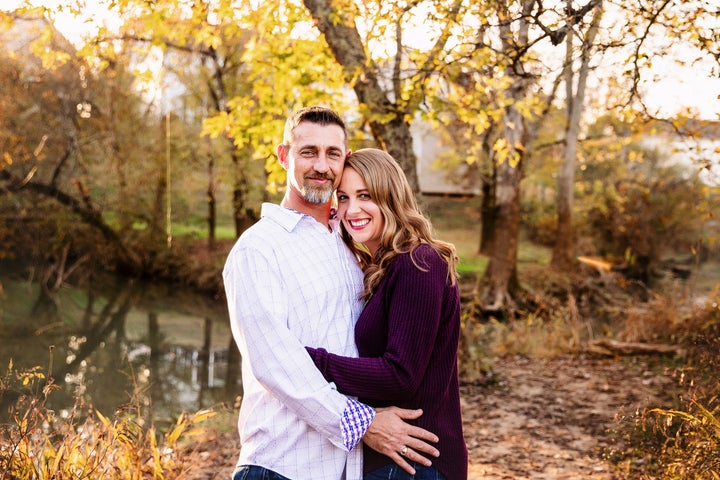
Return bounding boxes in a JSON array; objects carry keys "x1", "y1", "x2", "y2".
[
  {"x1": 171, "y1": 223, "x2": 236, "y2": 241},
  {"x1": 435, "y1": 226, "x2": 487, "y2": 278},
  {"x1": 170, "y1": 196, "x2": 553, "y2": 280}
]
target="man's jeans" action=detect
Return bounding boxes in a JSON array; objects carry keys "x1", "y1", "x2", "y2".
[
  {"x1": 232, "y1": 465, "x2": 291, "y2": 480},
  {"x1": 364, "y1": 462, "x2": 448, "y2": 480}
]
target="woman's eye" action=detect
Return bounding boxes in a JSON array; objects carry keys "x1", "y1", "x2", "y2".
[{"x1": 337, "y1": 194, "x2": 348, "y2": 201}]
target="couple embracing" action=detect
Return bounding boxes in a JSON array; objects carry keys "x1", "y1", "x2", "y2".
[{"x1": 223, "y1": 106, "x2": 468, "y2": 480}]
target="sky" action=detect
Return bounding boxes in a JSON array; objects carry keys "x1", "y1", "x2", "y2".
[
  {"x1": 4, "y1": 0, "x2": 720, "y2": 120},
  {"x1": 635, "y1": 43, "x2": 719, "y2": 121},
  {"x1": 3, "y1": 0, "x2": 121, "y2": 52}
]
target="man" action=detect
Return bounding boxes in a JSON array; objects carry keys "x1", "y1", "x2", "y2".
[{"x1": 223, "y1": 106, "x2": 438, "y2": 480}]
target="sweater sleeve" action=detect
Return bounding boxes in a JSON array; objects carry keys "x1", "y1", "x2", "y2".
[{"x1": 306, "y1": 246, "x2": 446, "y2": 402}]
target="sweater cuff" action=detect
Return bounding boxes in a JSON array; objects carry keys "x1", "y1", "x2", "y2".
[{"x1": 341, "y1": 398, "x2": 375, "y2": 451}]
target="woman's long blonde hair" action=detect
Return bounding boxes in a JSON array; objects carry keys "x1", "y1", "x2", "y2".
[{"x1": 339, "y1": 148, "x2": 459, "y2": 300}]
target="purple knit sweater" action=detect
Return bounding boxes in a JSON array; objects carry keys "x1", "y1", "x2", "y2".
[{"x1": 307, "y1": 244, "x2": 468, "y2": 479}]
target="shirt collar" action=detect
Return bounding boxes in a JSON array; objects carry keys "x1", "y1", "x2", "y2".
[
  {"x1": 260, "y1": 203, "x2": 303, "y2": 232},
  {"x1": 261, "y1": 202, "x2": 340, "y2": 234}
]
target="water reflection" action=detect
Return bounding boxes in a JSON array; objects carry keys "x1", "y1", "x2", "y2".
[{"x1": 0, "y1": 272, "x2": 240, "y2": 425}]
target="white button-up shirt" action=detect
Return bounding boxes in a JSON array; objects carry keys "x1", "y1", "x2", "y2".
[{"x1": 223, "y1": 203, "x2": 367, "y2": 480}]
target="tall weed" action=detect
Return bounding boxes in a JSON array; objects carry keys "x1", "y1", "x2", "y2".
[
  {"x1": 608, "y1": 290, "x2": 720, "y2": 479},
  {"x1": 0, "y1": 356, "x2": 216, "y2": 479}
]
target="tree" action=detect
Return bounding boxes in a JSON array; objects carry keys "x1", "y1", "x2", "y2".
[
  {"x1": 302, "y1": 0, "x2": 606, "y2": 309},
  {"x1": 551, "y1": 0, "x2": 603, "y2": 271},
  {"x1": 3, "y1": 0, "x2": 715, "y2": 304},
  {"x1": 580, "y1": 116, "x2": 707, "y2": 283},
  {"x1": 94, "y1": 0, "x2": 257, "y2": 239},
  {"x1": 105, "y1": 0, "x2": 350, "y2": 239},
  {"x1": 456, "y1": 0, "x2": 600, "y2": 310},
  {"x1": 301, "y1": 0, "x2": 465, "y2": 194},
  {"x1": 0, "y1": 9, "x2": 218, "y2": 277}
]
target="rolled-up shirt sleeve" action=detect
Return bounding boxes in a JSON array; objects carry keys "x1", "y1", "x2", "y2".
[{"x1": 342, "y1": 398, "x2": 376, "y2": 450}]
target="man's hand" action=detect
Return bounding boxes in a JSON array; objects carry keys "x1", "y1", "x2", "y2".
[{"x1": 362, "y1": 407, "x2": 439, "y2": 475}]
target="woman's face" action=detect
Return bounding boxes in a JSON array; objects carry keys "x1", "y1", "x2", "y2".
[{"x1": 336, "y1": 167, "x2": 384, "y2": 255}]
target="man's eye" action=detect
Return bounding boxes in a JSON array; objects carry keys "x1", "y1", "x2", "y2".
[{"x1": 301, "y1": 150, "x2": 315, "y2": 156}]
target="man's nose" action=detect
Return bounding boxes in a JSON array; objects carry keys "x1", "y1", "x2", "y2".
[{"x1": 314, "y1": 152, "x2": 330, "y2": 172}]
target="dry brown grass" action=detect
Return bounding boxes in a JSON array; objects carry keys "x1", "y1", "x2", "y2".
[{"x1": 0, "y1": 359, "x2": 217, "y2": 479}]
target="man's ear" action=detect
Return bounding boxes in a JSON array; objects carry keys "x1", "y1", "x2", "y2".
[
  {"x1": 277, "y1": 144, "x2": 289, "y2": 169},
  {"x1": 346, "y1": 149, "x2": 352, "y2": 157}
]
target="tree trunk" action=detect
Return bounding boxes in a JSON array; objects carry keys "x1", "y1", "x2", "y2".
[
  {"x1": 587, "y1": 338, "x2": 684, "y2": 357},
  {"x1": 478, "y1": 123, "x2": 498, "y2": 255},
  {"x1": 479, "y1": 179, "x2": 495, "y2": 255},
  {"x1": 482, "y1": 156, "x2": 522, "y2": 311},
  {"x1": 107, "y1": 64, "x2": 131, "y2": 232},
  {"x1": 206, "y1": 146, "x2": 217, "y2": 250},
  {"x1": 552, "y1": 8, "x2": 577, "y2": 271},
  {"x1": 479, "y1": 0, "x2": 533, "y2": 310},
  {"x1": 151, "y1": 156, "x2": 167, "y2": 246},
  {"x1": 301, "y1": 0, "x2": 420, "y2": 193},
  {"x1": 369, "y1": 115, "x2": 419, "y2": 194},
  {"x1": 552, "y1": 0, "x2": 603, "y2": 271},
  {"x1": 231, "y1": 146, "x2": 258, "y2": 238},
  {"x1": 150, "y1": 117, "x2": 168, "y2": 247}
]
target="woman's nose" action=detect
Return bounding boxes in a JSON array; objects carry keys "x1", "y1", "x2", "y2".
[{"x1": 345, "y1": 198, "x2": 361, "y2": 214}]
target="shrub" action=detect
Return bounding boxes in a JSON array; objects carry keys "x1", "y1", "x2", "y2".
[
  {"x1": 606, "y1": 290, "x2": 720, "y2": 478},
  {"x1": 0, "y1": 359, "x2": 216, "y2": 479}
]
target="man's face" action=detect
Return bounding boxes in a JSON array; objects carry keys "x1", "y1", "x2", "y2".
[{"x1": 279, "y1": 122, "x2": 347, "y2": 204}]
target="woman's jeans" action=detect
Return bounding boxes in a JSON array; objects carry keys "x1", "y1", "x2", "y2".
[
  {"x1": 364, "y1": 462, "x2": 448, "y2": 480},
  {"x1": 232, "y1": 465, "x2": 291, "y2": 480}
]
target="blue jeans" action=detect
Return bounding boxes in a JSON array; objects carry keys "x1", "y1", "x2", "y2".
[
  {"x1": 232, "y1": 465, "x2": 291, "y2": 480},
  {"x1": 364, "y1": 462, "x2": 447, "y2": 480}
]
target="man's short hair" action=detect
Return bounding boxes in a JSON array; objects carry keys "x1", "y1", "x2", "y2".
[{"x1": 283, "y1": 106, "x2": 348, "y2": 148}]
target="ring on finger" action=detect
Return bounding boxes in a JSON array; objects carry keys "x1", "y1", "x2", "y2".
[{"x1": 400, "y1": 445, "x2": 408, "y2": 456}]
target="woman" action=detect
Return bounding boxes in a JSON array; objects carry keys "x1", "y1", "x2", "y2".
[{"x1": 306, "y1": 148, "x2": 468, "y2": 479}]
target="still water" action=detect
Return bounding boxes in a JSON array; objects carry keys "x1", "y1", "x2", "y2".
[{"x1": 0, "y1": 271, "x2": 240, "y2": 424}]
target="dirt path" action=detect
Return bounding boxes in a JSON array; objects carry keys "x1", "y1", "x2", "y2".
[
  {"x1": 464, "y1": 355, "x2": 676, "y2": 479},
  {"x1": 184, "y1": 355, "x2": 677, "y2": 480}
]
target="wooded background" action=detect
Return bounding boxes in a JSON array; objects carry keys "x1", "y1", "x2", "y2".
[{"x1": 1, "y1": 0, "x2": 718, "y2": 308}]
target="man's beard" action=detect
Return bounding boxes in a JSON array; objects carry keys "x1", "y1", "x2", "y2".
[{"x1": 302, "y1": 174, "x2": 334, "y2": 204}]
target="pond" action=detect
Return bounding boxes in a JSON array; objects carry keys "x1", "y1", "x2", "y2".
[{"x1": 0, "y1": 269, "x2": 240, "y2": 426}]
